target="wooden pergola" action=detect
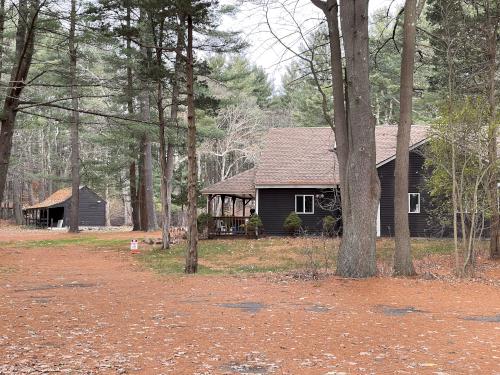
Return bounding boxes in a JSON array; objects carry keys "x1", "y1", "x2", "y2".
[{"x1": 201, "y1": 169, "x2": 256, "y2": 236}]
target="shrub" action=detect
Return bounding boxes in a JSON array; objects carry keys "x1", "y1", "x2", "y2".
[
  {"x1": 322, "y1": 215, "x2": 336, "y2": 236},
  {"x1": 246, "y1": 215, "x2": 263, "y2": 231},
  {"x1": 283, "y1": 212, "x2": 302, "y2": 235},
  {"x1": 197, "y1": 212, "x2": 213, "y2": 232},
  {"x1": 246, "y1": 214, "x2": 263, "y2": 238}
]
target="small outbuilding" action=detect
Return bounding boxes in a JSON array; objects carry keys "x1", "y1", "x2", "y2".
[{"x1": 23, "y1": 186, "x2": 106, "y2": 228}]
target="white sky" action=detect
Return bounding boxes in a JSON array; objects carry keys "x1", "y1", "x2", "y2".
[{"x1": 221, "y1": 0, "x2": 403, "y2": 91}]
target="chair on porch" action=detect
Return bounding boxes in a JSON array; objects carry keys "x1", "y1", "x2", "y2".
[{"x1": 215, "y1": 219, "x2": 227, "y2": 235}]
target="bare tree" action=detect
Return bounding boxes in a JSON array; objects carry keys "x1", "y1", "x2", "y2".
[
  {"x1": 311, "y1": 0, "x2": 379, "y2": 277},
  {"x1": 485, "y1": 0, "x2": 499, "y2": 259}
]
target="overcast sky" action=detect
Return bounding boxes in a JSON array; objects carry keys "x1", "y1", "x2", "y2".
[{"x1": 221, "y1": 0, "x2": 403, "y2": 91}]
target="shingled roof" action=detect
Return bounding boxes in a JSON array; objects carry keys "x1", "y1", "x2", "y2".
[
  {"x1": 255, "y1": 127, "x2": 338, "y2": 186},
  {"x1": 201, "y1": 125, "x2": 430, "y2": 193},
  {"x1": 201, "y1": 168, "x2": 256, "y2": 197}
]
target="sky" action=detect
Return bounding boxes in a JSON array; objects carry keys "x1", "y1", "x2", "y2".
[{"x1": 221, "y1": 0, "x2": 403, "y2": 91}]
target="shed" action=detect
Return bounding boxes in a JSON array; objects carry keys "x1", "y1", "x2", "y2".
[{"x1": 23, "y1": 186, "x2": 106, "y2": 227}]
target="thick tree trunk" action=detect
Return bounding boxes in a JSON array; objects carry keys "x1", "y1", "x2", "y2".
[
  {"x1": 185, "y1": 15, "x2": 198, "y2": 274},
  {"x1": 311, "y1": 0, "x2": 379, "y2": 278},
  {"x1": 486, "y1": 8, "x2": 499, "y2": 259},
  {"x1": 0, "y1": 0, "x2": 37, "y2": 203},
  {"x1": 68, "y1": 0, "x2": 80, "y2": 233},
  {"x1": 336, "y1": 0, "x2": 379, "y2": 278},
  {"x1": 393, "y1": 0, "x2": 419, "y2": 276}
]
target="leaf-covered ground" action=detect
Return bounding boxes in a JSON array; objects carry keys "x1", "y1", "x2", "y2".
[{"x1": 0, "y1": 228, "x2": 499, "y2": 374}]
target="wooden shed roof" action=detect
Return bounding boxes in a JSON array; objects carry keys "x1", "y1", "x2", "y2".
[{"x1": 23, "y1": 186, "x2": 103, "y2": 210}]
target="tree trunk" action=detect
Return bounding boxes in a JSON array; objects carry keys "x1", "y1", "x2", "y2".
[
  {"x1": 0, "y1": 0, "x2": 5, "y2": 83},
  {"x1": 105, "y1": 182, "x2": 111, "y2": 226},
  {"x1": 143, "y1": 133, "x2": 157, "y2": 231},
  {"x1": 129, "y1": 160, "x2": 140, "y2": 230},
  {"x1": 337, "y1": 0, "x2": 379, "y2": 277},
  {"x1": 393, "y1": 0, "x2": 419, "y2": 276},
  {"x1": 159, "y1": 17, "x2": 184, "y2": 250},
  {"x1": 311, "y1": 0, "x2": 379, "y2": 278},
  {"x1": 0, "y1": 0, "x2": 37, "y2": 203},
  {"x1": 486, "y1": 6, "x2": 499, "y2": 259},
  {"x1": 68, "y1": 0, "x2": 80, "y2": 233},
  {"x1": 13, "y1": 179, "x2": 22, "y2": 224},
  {"x1": 138, "y1": 138, "x2": 148, "y2": 231},
  {"x1": 125, "y1": 6, "x2": 140, "y2": 231},
  {"x1": 185, "y1": 14, "x2": 198, "y2": 274}
]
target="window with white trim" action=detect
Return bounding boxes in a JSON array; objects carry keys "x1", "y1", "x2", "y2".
[
  {"x1": 295, "y1": 195, "x2": 314, "y2": 214},
  {"x1": 408, "y1": 193, "x2": 420, "y2": 213}
]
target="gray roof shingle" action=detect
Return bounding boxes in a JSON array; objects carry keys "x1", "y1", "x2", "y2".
[{"x1": 201, "y1": 125, "x2": 429, "y2": 193}]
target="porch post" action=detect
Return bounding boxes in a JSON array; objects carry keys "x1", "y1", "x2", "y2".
[
  {"x1": 242, "y1": 199, "x2": 246, "y2": 217},
  {"x1": 232, "y1": 196, "x2": 236, "y2": 217},
  {"x1": 221, "y1": 195, "x2": 225, "y2": 217},
  {"x1": 207, "y1": 194, "x2": 212, "y2": 216}
]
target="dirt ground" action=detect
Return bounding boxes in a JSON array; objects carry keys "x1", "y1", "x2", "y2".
[{"x1": 0, "y1": 228, "x2": 499, "y2": 374}]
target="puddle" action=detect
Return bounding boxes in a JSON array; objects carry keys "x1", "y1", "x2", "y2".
[
  {"x1": 377, "y1": 305, "x2": 425, "y2": 316},
  {"x1": 221, "y1": 363, "x2": 270, "y2": 374},
  {"x1": 306, "y1": 304, "x2": 332, "y2": 313},
  {"x1": 462, "y1": 314, "x2": 500, "y2": 323},
  {"x1": 15, "y1": 283, "x2": 96, "y2": 292},
  {"x1": 218, "y1": 302, "x2": 266, "y2": 314}
]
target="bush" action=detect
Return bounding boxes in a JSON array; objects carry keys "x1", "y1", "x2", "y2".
[
  {"x1": 246, "y1": 214, "x2": 263, "y2": 238},
  {"x1": 197, "y1": 212, "x2": 213, "y2": 232},
  {"x1": 283, "y1": 212, "x2": 302, "y2": 235},
  {"x1": 246, "y1": 215, "x2": 263, "y2": 231},
  {"x1": 322, "y1": 215, "x2": 336, "y2": 236}
]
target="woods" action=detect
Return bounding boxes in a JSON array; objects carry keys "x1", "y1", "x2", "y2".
[{"x1": 0, "y1": 0, "x2": 498, "y2": 276}]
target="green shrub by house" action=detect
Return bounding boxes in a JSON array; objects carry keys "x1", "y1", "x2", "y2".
[
  {"x1": 322, "y1": 215, "x2": 336, "y2": 236},
  {"x1": 283, "y1": 212, "x2": 302, "y2": 235}
]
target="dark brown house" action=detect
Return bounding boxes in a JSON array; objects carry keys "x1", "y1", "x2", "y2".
[
  {"x1": 201, "y1": 125, "x2": 430, "y2": 237},
  {"x1": 23, "y1": 186, "x2": 106, "y2": 228}
]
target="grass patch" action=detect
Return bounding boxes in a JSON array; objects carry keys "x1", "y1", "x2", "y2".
[
  {"x1": 5, "y1": 233, "x2": 459, "y2": 276},
  {"x1": 136, "y1": 237, "x2": 338, "y2": 275},
  {"x1": 0, "y1": 237, "x2": 130, "y2": 249}
]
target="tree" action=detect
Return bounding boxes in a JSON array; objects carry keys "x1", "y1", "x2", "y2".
[
  {"x1": 485, "y1": 0, "x2": 499, "y2": 259},
  {"x1": 184, "y1": 12, "x2": 198, "y2": 273},
  {"x1": 393, "y1": 0, "x2": 425, "y2": 276},
  {"x1": 311, "y1": 0, "x2": 379, "y2": 278},
  {"x1": 68, "y1": 0, "x2": 80, "y2": 233},
  {"x1": 0, "y1": 0, "x2": 44, "y2": 204}
]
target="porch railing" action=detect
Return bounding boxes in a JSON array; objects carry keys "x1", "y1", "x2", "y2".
[{"x1": 209, "y1": 216, "x2": 251, "y2": 236}]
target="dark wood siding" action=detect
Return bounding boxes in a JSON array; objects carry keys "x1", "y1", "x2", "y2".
[
  {"x1": 63, "y1": 187, "x2": 106, "y2": 226},
  {"x1": 378, "y1": 149, "x2": 431, "y2": 237},
  {"x1": 258, "y1": 188, "x2": 340, "y2": 235}
]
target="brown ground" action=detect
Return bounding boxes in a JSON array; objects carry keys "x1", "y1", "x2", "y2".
[{"x1": 0, "y1": 228, "x2": 499, "y2": 374}]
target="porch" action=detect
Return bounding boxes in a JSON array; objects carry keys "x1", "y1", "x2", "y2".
[
  {"x1": 205, "y1": 194, "x2": 255, "y2": 237},
  {"x1": 201, "y1": 169, "x2": 257, "y2": 237},
  {"x1": 23, "y1": 206, "x2": 65, "y2": 228}
]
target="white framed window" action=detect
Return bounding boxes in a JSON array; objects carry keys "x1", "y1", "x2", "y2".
[
  {"x1": 295, "y1": 195, "x2": 314, "y2": 214},
  {"x1": 408, "y1": 193, "x2": 420, "y2": 213}
]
